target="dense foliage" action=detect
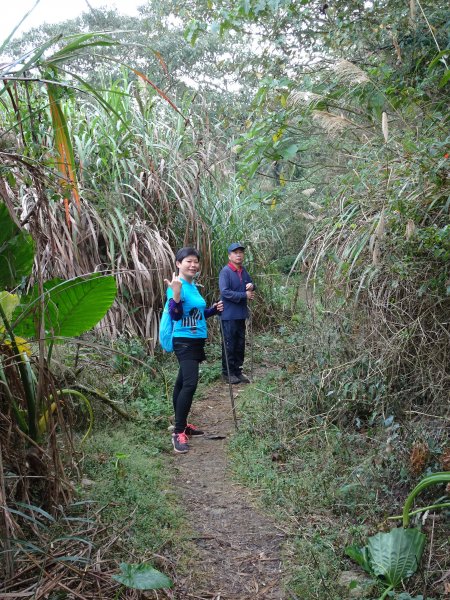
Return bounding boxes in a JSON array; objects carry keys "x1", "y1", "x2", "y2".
[{"x1": 0, "y1": 0, "x2": 448, "y2": 598}]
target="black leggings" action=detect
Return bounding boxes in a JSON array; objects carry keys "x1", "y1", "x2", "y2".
[{"x1": 173, "y1": 359, "x2": 200, "y2": 433}]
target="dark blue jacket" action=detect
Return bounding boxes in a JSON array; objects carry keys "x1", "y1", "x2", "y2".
[{"x1": 219, "y1": 265, "x2": 254, "y2": 320}]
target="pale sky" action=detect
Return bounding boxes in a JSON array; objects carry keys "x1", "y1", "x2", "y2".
[{"x1": 1, "y1": 0, "x2": 145, "y2": 43}]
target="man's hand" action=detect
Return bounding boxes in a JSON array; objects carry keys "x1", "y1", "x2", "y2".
[
  {"x1": 246, "y1": 289, "x2": 255, "y2": 300},
  {"x1": 213, "y1": 300, "x2": 224, "y2": 312},
  {"x1": 245, "y1": 283, "x2": 254, "y2": 291}
]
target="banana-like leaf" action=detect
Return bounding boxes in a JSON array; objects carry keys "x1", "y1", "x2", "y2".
[
  {"x1": 46, "y1": 83, "x2": 80, "y2": 224},
  {"x1": 367, "y1": 528, "x2": 426, "y2": 586},
  {"x1": 0, "y1": 292, "x2": 31, "y2": 354},
  {"x1": 112, "y1": 562, "x2": 173, "y2": 590},
  {"x1": 345, "y1": 544, "x2": 371, "y2": 574},
  {"x1": 13, "y1": 274, "x2": 117, "y2": 339},
  {"x1": 0, "y1": 291, "x2": 19, "y2": 323},
  {"x1": 0, "y1": 203, "x2": 34, "y2": 288},
  {"x1": 0, "y1": 326, "x2": 32, "y2": 355}
]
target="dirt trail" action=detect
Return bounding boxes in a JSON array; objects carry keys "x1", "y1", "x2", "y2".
[{"x1": 173, "y1": 379, "x2": 285, "y2": 600}]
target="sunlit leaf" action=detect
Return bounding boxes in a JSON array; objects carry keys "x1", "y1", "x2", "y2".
[
  {"x1": 0, "y1": 328, "x2": 31, "y2": 355},
  {"x1": 0, "y1": 291, "x2": 20, "y2": 323},
  {"x1": 281, "y1": 144, "x2": 298, "y2": 160},
  {"x1": 13, "y1": 274, "x2": 117, "y2": 339},
  {"x1": 112, "y1": 562, "x2": 173, "y2": 590},
  {"x1": 368, "y1": 528, "x2": 426, "y2": 585},
  {"x1": 345, "y1": 544, "x2": 371, "y2": 574}
]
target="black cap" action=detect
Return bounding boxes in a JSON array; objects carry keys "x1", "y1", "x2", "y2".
[{"x1": 228, "y1": 242, "x2": 245, "y2": 252}]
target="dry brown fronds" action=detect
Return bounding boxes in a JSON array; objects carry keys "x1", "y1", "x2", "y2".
[
  {"x1": 441, "y1": 447, "x2": 450, "y2": 471},
  {"x1": 334, "y1": 60, "x2": 370, "y2": 85},
  {"x1": 1, "y1": 129, "x2": 220, "y2": 347},
  {"x1": 312, "y1": 110, "x2": 357, "y2": 138},
  {"x1": 0, "y1": 499, "x2": 176, "y2": 598},
  {"x1": 288, "y1": 91, "x2": 322, "y2": 108},
  {"x1": 409, "y1": 441, "x2": 430, "y2": 475}
]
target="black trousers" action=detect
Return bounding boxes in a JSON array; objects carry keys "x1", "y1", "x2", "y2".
[
  {"x1": 221, "y1": 319, "x2": 246, "y2": 377},
  {"x1": 172, "y1": 338, "x2": 205, "y2": 434},
  {"x1": 172, "y1": 359, "x2": 199, "y2": 433}
]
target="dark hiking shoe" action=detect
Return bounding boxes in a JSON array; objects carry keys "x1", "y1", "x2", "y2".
[
  {"x1": 222, "y1": 374, "x2": 240, "y2": 384},
  {"x1": 237, "y1": 373, "x2": 251, "y2": 383},
  {"x1": 172, "y1": 432, "x2": 189, "y2": 454},
  {"x1": 185, "y1": 423, "x2": 204, "y2": 436}
]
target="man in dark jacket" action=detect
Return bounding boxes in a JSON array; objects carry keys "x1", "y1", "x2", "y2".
[{"x1": 219, "y1": 242, "x2": 255, "y2": 384}]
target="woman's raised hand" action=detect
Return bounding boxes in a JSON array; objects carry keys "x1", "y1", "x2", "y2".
[{"x1": 164, "y1": 272, "x2": 182, "y2": 294}]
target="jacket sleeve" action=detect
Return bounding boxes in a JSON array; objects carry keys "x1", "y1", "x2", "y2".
[
  {"x1": 244, "y1": 268, "x2": 255, "y2": 290},
  {"x1": 204, "y1": 305, "x2": 218, "y2": 319},
  {"x1": 168, "y1": 298, "x2": 183, "y2": 320},
  {"x1": 219, "y1": 267, "x2": 247, "y2": 303}
]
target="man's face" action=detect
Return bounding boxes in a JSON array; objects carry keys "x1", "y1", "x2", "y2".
[{"x1": 229, "y1": 249, "x2": 244, "y2": 267}]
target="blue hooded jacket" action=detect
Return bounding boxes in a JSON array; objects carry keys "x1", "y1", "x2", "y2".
[{"x1": 219, "y1": 264, "x2": 254, "y2": 320}]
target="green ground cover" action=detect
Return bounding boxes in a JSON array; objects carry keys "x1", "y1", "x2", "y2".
[
  {"x1": 72, "y1": 314, "x2": 447, "y2": 599},
  {"x1": 226, "y1": 327, "x2": 447, "y2": 600}
]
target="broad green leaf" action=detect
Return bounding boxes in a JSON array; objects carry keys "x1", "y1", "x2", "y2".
[
  {"x1": 112, "y1": 563, "x2": 173, "y2": 590},
  {"x1": 0, "y1": 203, "x2": 34, "y2": 288},
  {"x1": 367, "y1": 528, "x2": 426, "y2": 586},
  {"x1": 51, "y1": 536, "x2": 94, "y2": 547},
  {"x1": 0, "y1": 35, "x2": 62, "y2": 88},
  {"x1": 185, "y1": 19, "x2": 201, "y2": 45},
  {"x1": 0, "y1": 293, "x2": 30, "y2": 355},
  {"x1": 345, "y1": 545, "x2": 372, "y2": 574},
  {"x1": 0, "y1": 291, "x2": 20, "y2": 323},
  {"x1": 281, "y1": 144, "x2": 299, "y2": 160},
  {"x1": 402, "y1": 472, "x2": 450, "y2": 526},
  {"x1": 10, "y1": 539, "x2": 45, "y2": 553},
  {"x1": 14, "y1": 274, "x2": 117, "y2": 339},
  {"x1": 45, "y1": 33, "x2": 118, "y2": 64}
]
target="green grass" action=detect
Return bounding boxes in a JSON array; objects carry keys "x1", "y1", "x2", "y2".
[
  {"x1": 68, "y1": 329, "x2": 446, "y2": 599},
  {"x1": 226, "y1": 359, "x2": 424, "y2": 599},
  {"x1": 74, "y1": 339, "x2": 185, "y2": 556},
  {"x1": 81, "y1": 420, "x2": 183, "y2": 555},
  {"x1": 75, "y1": 336, "x2": 224, "y2": 559}
]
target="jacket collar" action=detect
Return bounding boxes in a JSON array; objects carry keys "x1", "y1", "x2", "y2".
[{"x1": 228, "y1": 261, "x2": 242, "y2": 273}]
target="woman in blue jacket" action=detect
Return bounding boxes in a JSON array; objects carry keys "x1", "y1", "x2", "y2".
[{"x1": 164, "y1": 247, "x2": 223, "y2": 454}]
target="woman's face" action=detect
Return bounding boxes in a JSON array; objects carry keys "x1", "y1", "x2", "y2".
[{"x1": 176, "y1": 255, "x2": 200, "y2": 281}]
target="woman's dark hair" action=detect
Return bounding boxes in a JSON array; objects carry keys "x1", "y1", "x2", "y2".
[{"x1": 175, "y1": 247, "x2": 200, "y2": 263}]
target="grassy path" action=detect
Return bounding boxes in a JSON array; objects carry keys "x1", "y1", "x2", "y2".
[{"x1": 172, "y1": 378, "x2": 285, "y2": 599}]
